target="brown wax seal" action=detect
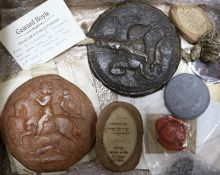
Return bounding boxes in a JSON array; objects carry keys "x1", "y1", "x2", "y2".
[
  {"x1": 0, "y1": 74, "x2": 97, "y2": 172},
  {"x1": 96, "y1": 102, "x2": 143, "y2": 172},
  {"x1": 156, "y1": 115, "x2": 186, "y2": 151},
  {"x1": 170, "y1": 5, "x2": 213, "y2": 44}
]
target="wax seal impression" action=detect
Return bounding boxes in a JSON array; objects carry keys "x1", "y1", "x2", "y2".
[
  {"x1": 1, "y1": 74, "x2": 97, "y2": 172},
  {"x1": 165, "y1": 157, "x2": 194, "y2": 175},
  {"x1": 156, "y1": 115, "x2": 186, "y2": 151},
  {"x1": 170, "y1": 5, "x2": 213, "y2": 44},
  {"x1": 96, "y1": 102, "x2": 143, "y2": 172},
  {"x1": 87, "y1": 2, "x2": 181, "y2": 96},
  {"x1": 164, "y1": 73, "x2": 210, "y2": 119}
]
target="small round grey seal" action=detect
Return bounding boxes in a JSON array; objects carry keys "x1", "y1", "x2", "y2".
[{"x1": 164, "y1": 73, "x2": 210, "y2": 120}]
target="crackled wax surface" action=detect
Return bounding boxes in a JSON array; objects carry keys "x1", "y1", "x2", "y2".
[
  {"x1": 87, "y1": 3, "x2": 181, "y2": 96},
  {"x1": 1, "y1": 75, "x2": 97, "y2": 172}
]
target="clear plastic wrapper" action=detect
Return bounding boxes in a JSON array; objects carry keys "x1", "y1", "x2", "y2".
[
  {"x1": 145, "y1": 114, "x2": 197, "y2": 154},
  {"x1": 161, "y1": 152, "x2": 220, "y2": 175},
  {"x1": 189, "y1": 58, "x2": 220, "y2": 83},
  {"x1": 202, "y1": 5, "x2": 220, "y2": 33},
  {"x1": 188, "y1": 5, "x2": 220, "y2": 83},
  {"x1": 66, "y1": 160, "x2": 151, "y2": 175}
]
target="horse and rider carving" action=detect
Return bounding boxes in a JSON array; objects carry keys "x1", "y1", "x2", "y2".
[{"x1": 11, "y1": 82, "x2": 82, "y2": 155}]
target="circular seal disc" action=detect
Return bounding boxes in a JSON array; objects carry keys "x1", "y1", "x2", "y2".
[
  {"x1": 87, "y1": 3, "x2": 181, "y2": 96},
  {"x1": 1, "y1": 75, "x2": 97, "y2": 172},
  {"x1": 164, "y1": 73, "x2": 210, "y2": 119}
]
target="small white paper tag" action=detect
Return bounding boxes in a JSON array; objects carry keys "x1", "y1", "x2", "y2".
[{"x1": 0, "y1": 0, "x2": 86, "y2": 70}]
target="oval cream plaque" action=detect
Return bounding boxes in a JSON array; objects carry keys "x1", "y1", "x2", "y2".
[
  {"x1": 96, "y1": 102, "x2": 143, "y2": 172},
  {"x1": 170, "y1": 5, "x2": 213, "y2": 43}
]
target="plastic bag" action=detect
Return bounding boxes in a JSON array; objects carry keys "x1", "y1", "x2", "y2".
[
  {"x1": 145, "y1": 114, "x2": 197, "y2": 154},
  {"x1": 162, "y1": 153, "x2": 220, "y2": 175},
  {"x1": 188, "y1": 5, "x2": 220, "y2": 83},
  {"x1": 66, "y1": 160, "x2": 151, "y2": 175}
]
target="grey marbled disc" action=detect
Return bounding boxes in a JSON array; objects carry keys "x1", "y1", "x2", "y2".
[
  {"x1": 87, "y1": 2, "x2": 181, "y2": 96},
  {"x1": 164, "y1": 73, "x2": 210, "y2": 120}
]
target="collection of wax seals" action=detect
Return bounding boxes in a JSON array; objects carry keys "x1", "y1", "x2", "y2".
[{"x1": 0, "y1": 1, "x2": 217, "y2": 174}]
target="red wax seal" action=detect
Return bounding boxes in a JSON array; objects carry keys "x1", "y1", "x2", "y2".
[{"x1": 156, "y1": 115, "x2": 186, "y2": 151}]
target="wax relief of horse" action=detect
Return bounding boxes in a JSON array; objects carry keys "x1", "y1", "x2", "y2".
[
  {"x1": 14, "y1": 91, "x2": 43, "y2": 145},
  {"x1": 13, "y1": 82, "x2": 83, "y2": 155},
  {"x1": 1, "y1": 75, "x2": 97, "y2": 172}
]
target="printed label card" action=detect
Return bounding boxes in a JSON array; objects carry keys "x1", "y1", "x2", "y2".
[{"x1": 0, "y1": 0, "x2": 86, "y2": 70}]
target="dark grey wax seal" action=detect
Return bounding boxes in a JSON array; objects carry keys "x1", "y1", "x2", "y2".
[
  {"x1": 164, "y1": 73, "x2": 210, "y2": 120},
  {"x1": 164, "y1": 156, "x2": 220, "y2": 175},
  {"x1": 165, "y1": 157, "x2": 194, "y2": 175},
  {"x1": 87, "y1": 3, "x2": 181, "y2": 96}
]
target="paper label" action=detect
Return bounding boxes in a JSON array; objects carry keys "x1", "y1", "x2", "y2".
[
  {"x1": 103, "y1": 107, "x2": 137, "y2": 166},
  {"x1": 176, "y1": 7, "x2": 209, "y2": 35},
  {"x1": 0, "y1": 0, "x2": 85, "y2": 70}
]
